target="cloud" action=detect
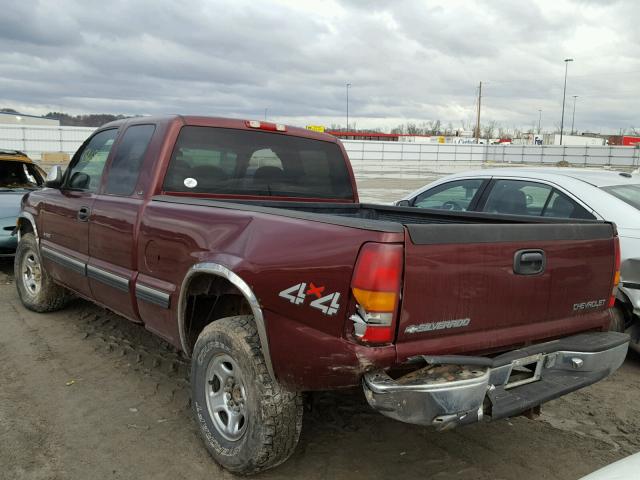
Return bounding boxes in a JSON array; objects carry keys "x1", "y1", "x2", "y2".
[{"x1": 0, "y1": 0, "x2": 638, "y2": 133}]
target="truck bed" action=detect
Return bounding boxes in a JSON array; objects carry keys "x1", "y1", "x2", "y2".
[{"x1": 153, "y1": 195, "x2": 605, "y2": 230}]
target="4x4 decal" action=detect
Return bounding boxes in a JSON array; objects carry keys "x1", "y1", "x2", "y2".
[
  {"x1": 279, "y1": 282, "x2": 307, "y2": 305},
  {"x1": 279, "y1": 282, "x2": 341, "y2": 316}
]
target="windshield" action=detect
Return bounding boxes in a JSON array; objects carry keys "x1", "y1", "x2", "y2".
[
  {"x1": 601, "y1": 184, "x2": 640, "y2": 210},
  {"x1": 163, "y1": 126, "x2": 354, "y2": 200},
  {"x1": 0, "y1": 161, "x2": 44, "y2": 189}
]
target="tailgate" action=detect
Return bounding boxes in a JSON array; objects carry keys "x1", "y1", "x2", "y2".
[{"x1": 396, "y1": 222, "x2": 616, "y2": 358}]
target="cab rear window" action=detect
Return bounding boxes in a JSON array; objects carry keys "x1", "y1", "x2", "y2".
[{"x1": 162, "y1": 126, "x2": 354, "y2": 200}]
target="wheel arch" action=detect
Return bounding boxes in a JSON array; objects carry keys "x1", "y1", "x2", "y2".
[
  {"x1": 17, "y1": 212, "x2": 38, "y2": 242},
  {"x1": 178, "y1": 262, "x2": 276, "y2": 381}
]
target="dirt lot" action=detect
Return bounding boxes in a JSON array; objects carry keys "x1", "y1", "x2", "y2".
[{"x1": 2, "y1": 178, "x2": 640, "y2": 479}]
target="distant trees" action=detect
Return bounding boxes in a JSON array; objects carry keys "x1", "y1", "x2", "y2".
[
  {"x1": 481, "y1": 121, "x2": 498, "y2": 139},
  {"x1": 390, "y1": 120, "x2": 445, "y2": 135},
  {"x1": 43, "y1": 112, "x2": 129, "y2": 127}
]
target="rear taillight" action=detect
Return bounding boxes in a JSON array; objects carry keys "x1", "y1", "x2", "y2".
[
  {"x1": 350, "y1": 243, "x2": 403, "y2": 344},
  {"x1": 608, "y1": 236, "x2": 621, "y2": 308}
]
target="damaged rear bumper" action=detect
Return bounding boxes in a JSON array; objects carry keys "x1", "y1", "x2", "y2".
[{"x1": 363, "y1": 331, "x2": 629, "y2": 430}]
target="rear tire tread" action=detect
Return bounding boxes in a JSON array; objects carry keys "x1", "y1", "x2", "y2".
[{"x1": 193, "y1": 315, "x2": 303, "y2": 474}]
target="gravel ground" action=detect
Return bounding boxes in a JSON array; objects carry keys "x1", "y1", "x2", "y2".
[{"x1": 2, "y1": 178, "x2": 639, "y2": 479}]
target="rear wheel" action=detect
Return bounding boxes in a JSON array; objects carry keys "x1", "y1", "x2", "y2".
[
  {"x1": 191, "y1": 315, "x2": 303, "y2": 475},
  {"x1": 14, "y1": 233, "x2": 72, "y2": 312}
]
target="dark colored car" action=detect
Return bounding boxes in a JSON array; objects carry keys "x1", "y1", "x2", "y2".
[
  {"x1": 0, "y1": 150, "x2": 44, "y2": 256},
  {"x1": 15, "y1": 116, "x2": 628, "y2": 474}
]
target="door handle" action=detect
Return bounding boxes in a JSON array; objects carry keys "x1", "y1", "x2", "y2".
[
  {"x1": 77, "y1": 206, "x2": 91, "y2": 222},
  {"x1": 514, "y1": 249, "x2": 545, "y2": 275}
]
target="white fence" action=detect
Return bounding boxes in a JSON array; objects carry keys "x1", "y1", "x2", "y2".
[
  {"x1": 2, "y1": 125, "x2": 639, "y2": 178},
  {"x1": 0, "y1": 124, "x2": 95, "y2": 160},
  {"x1": 343, "y1": 140, "x2": 640, "y2": 178}
]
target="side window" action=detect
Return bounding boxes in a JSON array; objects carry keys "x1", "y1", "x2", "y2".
[
  {"x1": 482, "y1": 180, "x2": 552, "y2": 216},
  {"x1": 543, "y1": 190, "x2": 595, "y2": 219},
  {"x1": 65, "y1": 129, "x2": 118, "y2": 192},
  {"x1": 413, "y1": 179, "x2": 485, "y2": 211},
  {"x1": 104, "y1": 125, "x2": 155, "y2": 196}
]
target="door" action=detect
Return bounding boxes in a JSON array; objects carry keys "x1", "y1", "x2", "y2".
[
  {"x1": 40, "y1": 129, "x2": 118, "y2": 297},
  {"x1": 88, "y1": 124, "x2": 156, "y2": 321}
]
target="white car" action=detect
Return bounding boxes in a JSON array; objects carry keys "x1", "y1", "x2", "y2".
[
  {"x1": 398, "y1": 167, "x2": 640, "y2": 350},
  {"x1": 580, "y1": 452, "x2": 640, "y2": 479}
]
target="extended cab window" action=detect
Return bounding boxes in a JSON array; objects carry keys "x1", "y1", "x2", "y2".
[
  {"x1": 65, "y1": 129, "x2": 117, "y2": 192},
  {"x1": 413, "y1": 179, "x2": 484, "y2": 211},
  {"x1": 163, "y1": 126, "x2": 354, "y2": 199},
  {"x1": 104, "y1": 124, "x2": 155, "y2": 196}
]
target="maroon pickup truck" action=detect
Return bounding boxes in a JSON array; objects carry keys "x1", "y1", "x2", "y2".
[{"x1": 15, "y1": 115, "x2": 628, "y2": 474}]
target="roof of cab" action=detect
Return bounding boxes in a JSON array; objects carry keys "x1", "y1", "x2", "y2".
[
  {"x1": 450, "y1": 167, "x2": 640, "y2": 188},
  {"x1": 99, "y1": 115, "x2": 339, "y2": 143}
]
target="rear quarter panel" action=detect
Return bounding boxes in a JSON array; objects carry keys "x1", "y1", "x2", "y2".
[{"x1": 136, "y1": 200, "x2": 402, "y2": 388}]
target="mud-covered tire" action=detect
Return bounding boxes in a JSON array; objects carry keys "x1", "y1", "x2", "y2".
[
  {"x1": 14, "y1": 233, "x2": 72, "y2": 312},
  {"x1": 191, "y1": 315, "x2": 303, "y2": 475}
]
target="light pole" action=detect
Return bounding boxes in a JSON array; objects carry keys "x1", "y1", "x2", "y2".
[
  {"x1": 346, "y1": 83, "x2": 351, "y2": 131},
  {"x1": 264, "y1": 108, "x2": 268, "y2": 121},
  {"x1": 559, "y1": 58, "x2": 573, "y2": 145},
  {"x1": 571, "y1": 95, "x2": 578, "y2": 135},
  {"x1": 538, "y1": 109, "x2": 542, "y2": 134}
]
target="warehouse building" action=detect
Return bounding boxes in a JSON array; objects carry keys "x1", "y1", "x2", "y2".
[{"x1": 0, "y1": 111, "x2": 60, "y2": 126}]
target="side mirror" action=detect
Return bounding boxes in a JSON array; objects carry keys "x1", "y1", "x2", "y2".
[
  {"x1": 396, "y1": 199, "x2": 411, "y2": 207},
  {"x1": 45, "y1": 165, "x2": 63, "y2": 188}
]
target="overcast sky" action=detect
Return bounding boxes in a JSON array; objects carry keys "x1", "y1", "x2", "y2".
[{"x1": 1, "y1": 0, "x2": 638, "y2": 133}]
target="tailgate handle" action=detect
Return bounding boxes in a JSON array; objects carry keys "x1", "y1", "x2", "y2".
[{"x1": 514, "y1": 249, "x2": 545, "y2": 275}]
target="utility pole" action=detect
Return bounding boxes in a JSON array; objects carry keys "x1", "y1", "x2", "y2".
[
  {"x1": 559, "y1": 58, "x2": 573, "y2": 145},
  {"x1": 346, "y1": 83, "x2": 351, "y2": 131},
  {"x1": 475, "y1": 81, "x2": 482, "y2": 144},
  {"x1": 570, "y1": 95, "x2": 578, "y2": 135},
  {"x1": 264, "y1": 108, "x2": 268, "y2": 121}
]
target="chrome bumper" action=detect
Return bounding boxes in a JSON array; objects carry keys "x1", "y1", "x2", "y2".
[{"x1": 363, "y1": 332, "x2": 629, "y2": 430}]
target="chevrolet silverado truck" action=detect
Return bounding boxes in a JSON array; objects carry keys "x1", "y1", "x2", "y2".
[{"x1": 15, "y1": 115, "x2": 628, "y2": 474}]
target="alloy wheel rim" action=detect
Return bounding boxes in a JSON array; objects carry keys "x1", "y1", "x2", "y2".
[
  {"x1": 204, "y1": 353, "x2": 248, "y2": 441},
  {"x1": 22, "y1": 250, "x2": 42, "y2": 296}
]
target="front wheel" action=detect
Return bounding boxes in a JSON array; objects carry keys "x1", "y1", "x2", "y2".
[
  {"x1": 14, "y1": 233, "x2": 72, "y2": 312},
  {"x1": 191, "y1": 315, "x2": 303, "y2": 475}
]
